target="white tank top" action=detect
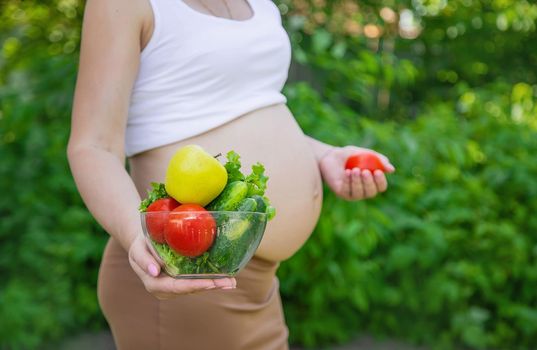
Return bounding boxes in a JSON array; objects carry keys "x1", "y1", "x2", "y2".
[{"x1": 125, "y1": 0, "x2": 292, "y2": 156}]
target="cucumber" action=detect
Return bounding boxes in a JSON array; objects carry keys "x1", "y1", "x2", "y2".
[
  {"x1": 225, "y1": 220, "x2": 251, "y2": 241},
  {"x1": 208, "y1": 213, "x2": 265, "y2": 274},
  {"x1": 251, "y1": 195, "x2": 275, "y2": 220},
  {"x1": 251, "y1": 195, "x2": 266, "y2": 213},
  {"x1": 236, "y1": 198, "x2": 257, "y2": 212},
  {"x1": 206, "y1": 181, "x2": 248, "y2": 211},
  {"x1": 225, "y1": 198, "x2": 257, "y2": 240},
  {"x1": 227, "y1": 214, "x2": 267, "y2": 273},
  {"x1": 207, "y1": 198, "x2": 259, "y2": 272}
]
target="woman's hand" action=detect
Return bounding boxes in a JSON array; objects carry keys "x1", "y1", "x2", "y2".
[
  {"x1": 128, "y1": 234, "x2": 236, "y2": 300},
  {"x1": 319, "y1": 146, "x2": 395, "y2": 201}
]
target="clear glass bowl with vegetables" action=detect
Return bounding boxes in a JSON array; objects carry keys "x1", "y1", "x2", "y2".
[
  {"x1": 139, "y1": 147, "x2": 275, "y2": 278},
  {"x1": 141, "y1": 207, "x2": 267, "y2": 278}
]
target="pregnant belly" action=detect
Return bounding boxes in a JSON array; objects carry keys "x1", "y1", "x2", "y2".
[{"x1": 128, "y1": 104, "x2": 323, "y2": 262}]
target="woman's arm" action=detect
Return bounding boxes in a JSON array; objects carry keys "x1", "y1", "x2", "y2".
[
  {"x1": 68, "y1": 0, "x2": 234, "y2": 297},
  {"x1": 68, "y1": 0, "x2": 143, "y2": 253},
  {"x1": 306, "y1": 135, "x2": 395, "y2": 201},
  {"x1": 306, "y1": 135, "x2": 336, "y2": 162}
]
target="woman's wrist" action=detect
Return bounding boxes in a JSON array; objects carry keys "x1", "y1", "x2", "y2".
[
  {"x1": 115, "y1": 221, "x2": 143, "y2": 253},
  {"x1": 305, "y1": 135, "x2": 336, "y2": 163},
  {"x1": 318, "y1": 146, "x2": 337, "y2": 165}
]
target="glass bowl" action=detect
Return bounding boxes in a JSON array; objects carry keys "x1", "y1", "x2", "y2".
[{"x1": 140, "y1": 211, "x2": 267, "y2": 279}]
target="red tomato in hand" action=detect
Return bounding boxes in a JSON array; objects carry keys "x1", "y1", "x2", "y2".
[
  {"x1": 146, "y1": 198, "x2": 180, "y2": 243},
  {"x1": 164, "y1": 204, "x2": 216, "y2": 257},
  {"x1": 345, "y1": 153, "x2": 386, "y2": 172}
]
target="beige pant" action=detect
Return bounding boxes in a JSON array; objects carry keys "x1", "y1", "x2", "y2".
[{"x1": 98, "y1": 238, "x2": 289, "y2": 350}]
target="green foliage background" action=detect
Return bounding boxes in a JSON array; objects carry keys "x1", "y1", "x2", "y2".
[{"x1": 1, "y1": 0, "x2": 536, "y2": 349}]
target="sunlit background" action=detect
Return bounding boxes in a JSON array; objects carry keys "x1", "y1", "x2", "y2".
[{"x1": 1, "y1": 0, "x2": 536, "y2": 349}]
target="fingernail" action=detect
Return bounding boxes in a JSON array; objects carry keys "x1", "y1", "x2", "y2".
[
  {"x1": 148, "y1": 264, "x2": 159, "y2": 277},
  {"x1": 222, "y1": 286, "x2": 236, "y2": 290}
]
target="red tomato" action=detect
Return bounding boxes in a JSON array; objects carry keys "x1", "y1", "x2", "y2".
[
  {"x1": 345, "y1": 153, "x2": 386, "y2": 172},
  {"x1": 146, "y1": 198, "x2": 180, "y2": 243},
  {"x1": 164, "y1": 204, "x2": 216, "y2": 257}
]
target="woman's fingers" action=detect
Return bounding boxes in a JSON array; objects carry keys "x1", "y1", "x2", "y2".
[
  {"x1": 128, "y1": 235, "x2": 161, "y2": 277},
  {"x1": 344, "y1": 169, "x2": 388, "y2": 200},
  {"x1": 373, "y1": 153, "x2": 395, "y2": 173},
  {"x1": 374, "y1": 170, "x2": 388, "y2": 192},
  {"x1": 147, "y1": 271, "x2": 235, "y2": 297},
  {"x1": 128, "y1": 234, "x2": 236, "y2": 299},
  {"x1": 210, "y1": 278, "x2": 237, "y2": 289},
  {"x1": 342, "y1": 169, "x2": 352, "y2": 198},
  {"x1": 361, "y1": 170, "x2": 378, "y2": 198},
  {"x1": 130, "y1": 262, "x2": 234, "y2": 300},
  {"x1": 350, "y1": 168, "x2": 364, "y2": 199}
]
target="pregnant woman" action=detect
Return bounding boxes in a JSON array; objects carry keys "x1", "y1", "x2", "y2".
[{"x1": 67, "y1": 0, "x2": 394, "y2": 349}]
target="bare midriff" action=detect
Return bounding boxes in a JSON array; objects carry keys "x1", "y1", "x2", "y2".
[{"x1": 128, "y1": 103, "x2": 323, "y2": 262}]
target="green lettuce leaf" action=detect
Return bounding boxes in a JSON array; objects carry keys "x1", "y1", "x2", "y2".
[
  {"x1": 224, "y1": 151, "x2": 245, "y2": 183},
  {"x1": 153, "y1": 242, "x2": 183, "y2": 275},
  {"x1": 222, "y1": 150, "x2": 273, "y2": 218},
  {"x1": 153, "y1": 241, "x2": 219, "y2": 275},
  {"x1": 262, "y1": 195, "x2": 276, "y2": 221},
  {"x1": 245, "y1": 163, "x2": 268, "y2": 196},
  {"x1": 266, "y1": 205, "x2": 276, "y2": 221},
  {"x1": 139, "y1": 182, "x2": 168, "y2": 212}
]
